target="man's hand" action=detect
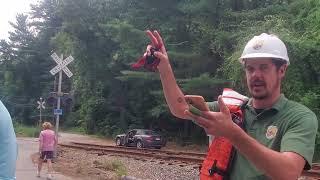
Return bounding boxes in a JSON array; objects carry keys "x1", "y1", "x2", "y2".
[
  {"x1": 145, "y1": 30, "x2": 170, "y2": 71},
  {"x1": 184, "y1": 95, "x2": 239, "y2": 138}
]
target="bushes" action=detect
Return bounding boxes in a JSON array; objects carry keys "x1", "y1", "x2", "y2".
[{"x1": 14, "y1": 122, "x2": 40, "y2": 137}]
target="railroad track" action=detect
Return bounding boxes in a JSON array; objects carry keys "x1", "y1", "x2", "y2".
[
  {"x1": 72, "y1": 141, "x2": 206, "y2": 157},
  {"x1": 59, "y1": 142, "x2": 205, "y2": 165},
  {"x1": 59, "y1": 142, "x2": 320, "y2": 178}
]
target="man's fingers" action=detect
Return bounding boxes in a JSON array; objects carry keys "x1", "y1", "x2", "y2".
[
  {"x1": 154, "y1": 51, "x2": 167, "y2": 61},
  {"x1": 153, "y1": 30, "x2": 166, "y2": 52},
  {"x1": 184, "y1": 95, "x2": 193, "y2": 104},
  {"x1": 184, "y1": 110, "x2": 210, "y2": 128},
  {"x1": 201, "y1": 111, "x2": 216, "y2": 120},
  {"x1": 218, "y1": 95, "x2": 230, "y2": 114},
  {"x1": 184, "y1": 109, "x2": 199, "y2": 119},
  {"x1": 147, "y1": 30, "x2": 168, "y2": 57},
  {"x1": 146, "y1": 44, "x2": 152, "y2": 50},
  {"x1": 145, "y1": 45, "x2": 153, "y2": 56},
  {"x1": 146, "y1": 30, "x2": 159, "y2": 48}
]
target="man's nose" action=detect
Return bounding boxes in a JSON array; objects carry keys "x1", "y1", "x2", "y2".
[{"x1": 251, "y1": 69, "x2": 263, "y2": 78}]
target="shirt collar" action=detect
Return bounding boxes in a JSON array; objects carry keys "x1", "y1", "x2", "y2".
[
  {"x1": 271, "y1": 94, "x2": 287, "y2": 111},
  {"x1": 246, "y1": 94, "x2": 288, "y2": 112}
]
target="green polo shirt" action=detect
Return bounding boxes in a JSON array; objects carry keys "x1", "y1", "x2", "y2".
[{"x1": 206, "y1": 94, "x2": 318, "y2": 180}]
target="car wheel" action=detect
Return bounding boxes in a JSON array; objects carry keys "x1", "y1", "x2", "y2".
[
  {"x1": 116, "y1": 138, "x2": 122, "y2": 146},
  {"x1": 136, "y1": 140, "x2": 143, "y2": 149}
]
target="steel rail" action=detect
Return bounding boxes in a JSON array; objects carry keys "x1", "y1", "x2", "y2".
[
  {"x1": 70, "y1": 141, "x2": 206, "y2": 157},
  {"x1": 59, "y1": 143, "x2": 204, "y2": 164}
]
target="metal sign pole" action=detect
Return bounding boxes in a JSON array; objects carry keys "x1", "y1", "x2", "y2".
[
  {"x1": 55, "y1": 55, "x2": 63, "y2": 142},
  {"x1": 39, "y1": 98, "x2": 42, "y2": 126},
  {"x1": 37, "y1": 97, "x2": 45, "y2": 127},
  {"x1": 49, "y1": 52, "x2": 74, "y2": 158}
]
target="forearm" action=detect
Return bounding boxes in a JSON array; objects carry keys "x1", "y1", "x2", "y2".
[
  {"x1": 229, "y1": 126, "x2": 302, "y2": 180},
  {"x1": 158, "y1": 63, "x2": 189, "y2": 119}
]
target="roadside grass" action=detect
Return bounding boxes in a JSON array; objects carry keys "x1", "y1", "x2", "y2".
[
  {"x1": 62, "y1": 127, "x2": 113, "y2": 139},
  {"x1": 93, "y1": 159, "x2": 127, "y2": 177},
  {"x1": 14, "y1": 123, "x2": 39, "y2": 137},
  {"x1": 61, "y1": 126, "x2": 86, "y2": 134},
  {"x1": 88, "y1": 133, "x2": 109, "y2": 139}
]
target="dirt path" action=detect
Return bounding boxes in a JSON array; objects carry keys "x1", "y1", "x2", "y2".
[
  {"x1": 58, "y1": 132, "x2": 115, "y2": 145},
  {"x1": 16, "y1": 137, "x2": 74, "y2": 180}
]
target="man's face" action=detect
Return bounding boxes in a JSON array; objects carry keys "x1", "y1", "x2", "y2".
[{"x1": 244, "y1": 58, "x2": 286, "y2": 100}]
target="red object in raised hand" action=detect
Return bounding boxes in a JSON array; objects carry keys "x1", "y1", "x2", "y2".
[
  {"x1": 131, "y1": 31, "x2": 163, "y2": 72},
  {"x1": 131, "y1": 46, "x2": 160, "y2": 71}
]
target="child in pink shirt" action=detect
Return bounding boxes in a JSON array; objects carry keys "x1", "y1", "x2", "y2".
[{"x1": 37, "y1": 122, "x2": 57, "y2": 179}]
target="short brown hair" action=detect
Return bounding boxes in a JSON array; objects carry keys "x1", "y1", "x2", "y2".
[{"x1": 272, "y1": 58, "x2": 287, "y2": 70}]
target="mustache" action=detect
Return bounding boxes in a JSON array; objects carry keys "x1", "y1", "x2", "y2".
[{"x1": 250, "y1": 80, "x2": 266, "y2": 85}]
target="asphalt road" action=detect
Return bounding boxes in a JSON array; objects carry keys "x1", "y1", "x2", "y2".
[{"x1": 16, "y1": 137, "x2": 73, "y2": 180}]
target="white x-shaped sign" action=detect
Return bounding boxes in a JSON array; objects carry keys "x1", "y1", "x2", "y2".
[
  {"x1": 37, "y1": 101, "x2": 45, "y2": 109},
  {"x1": 50, "y1": 53, "x2": 74, "y2": 78}
]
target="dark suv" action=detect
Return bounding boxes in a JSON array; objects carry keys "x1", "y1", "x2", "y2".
[{"x1": 115, "y1": 129, "x2": 166, "y2": 149}]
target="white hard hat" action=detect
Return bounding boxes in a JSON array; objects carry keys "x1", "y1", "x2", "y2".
[{"x1": 239, "y1": 33, "x2": 289, "y2": 65}]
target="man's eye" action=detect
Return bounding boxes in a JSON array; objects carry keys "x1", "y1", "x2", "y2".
[
  {"x1": 246, "y1": 67, "x2": 254, "y2": 73},
  {"x1": 260, "y1": 65, "x2": 268, "y2": 71}
]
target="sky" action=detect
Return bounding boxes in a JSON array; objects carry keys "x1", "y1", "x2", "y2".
[{"x1": 0, "y1": 0, "x2": 39, "y2": 40}]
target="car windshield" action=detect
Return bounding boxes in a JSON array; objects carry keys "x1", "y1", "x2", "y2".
[{"x1": 142, "y1": 130, "x2": 158, "y2": 135}]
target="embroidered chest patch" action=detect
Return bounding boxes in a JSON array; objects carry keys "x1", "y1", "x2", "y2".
[{"x1": 266, "y1": 125, "x2": 278, "y2": 139}]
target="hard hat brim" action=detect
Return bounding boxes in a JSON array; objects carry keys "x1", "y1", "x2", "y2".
[{"x1": 239, "y1": 53, "x2": 289, "y2": 65}]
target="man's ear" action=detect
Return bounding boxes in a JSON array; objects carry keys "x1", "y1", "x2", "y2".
[{"x1": 279, "y1": 64, "x2": 288, "y2": 78}]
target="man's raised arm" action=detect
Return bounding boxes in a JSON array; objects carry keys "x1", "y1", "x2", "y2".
[{"x1": 146, "y1": 30, "x2": 189, "y2": 119}]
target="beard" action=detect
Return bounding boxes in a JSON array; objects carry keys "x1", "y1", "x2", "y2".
[
  {"x1": 248, "y1": 78, "x2": 280, "y2": 100},
  {"x1": 252, "y1": 91, "x2": 268, "y2": 99}
]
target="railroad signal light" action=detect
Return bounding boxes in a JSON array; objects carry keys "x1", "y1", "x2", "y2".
[
  {"x1": 62, "y1": 95, "x2": 73, "y2": 111},
  {"x1": 46, "y1": 96, "x2": 57, "y2": 106},
  {"x1": 63, "y1": 96, "x2": 73, "y2": 106}
]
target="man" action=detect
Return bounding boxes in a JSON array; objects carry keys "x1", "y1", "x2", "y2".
[
  {"x1": 145, "y1": 30, "x2": 318, "y2": 179},
  {"x1": 0, "y1": 100, "x2": 17, "y2": 180}
]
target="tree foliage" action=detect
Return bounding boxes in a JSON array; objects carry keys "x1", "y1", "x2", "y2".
[{"x1": 0, "y1": 0, "x2": 319, "y2": 154}]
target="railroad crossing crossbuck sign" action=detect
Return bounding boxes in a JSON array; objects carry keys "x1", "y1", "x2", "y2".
[
  {"x1": 37, "y1": 100, "x2": 45, "y2": 109},
  {"x1": 50, "y1": 53, "x2": 74, "y2": 78}
]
